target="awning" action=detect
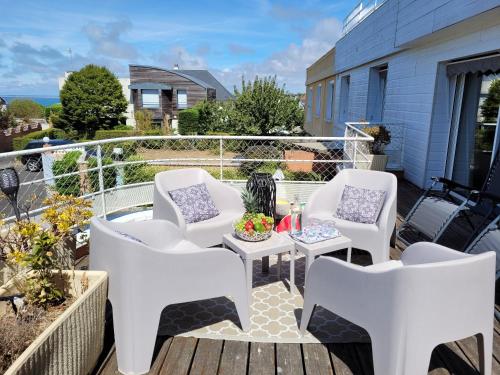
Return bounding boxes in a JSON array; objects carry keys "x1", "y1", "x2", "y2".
[
  {"x1": 447, "y1": 54, "x2": 500, "y2": 76},
  {"x1": 128, "y1": 82, "x2": 172, "y2": 90}
]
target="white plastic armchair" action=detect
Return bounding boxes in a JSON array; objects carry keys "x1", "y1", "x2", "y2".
[
  {"x1": 90, "y1": 217, "x2": 250, "y2": 375},
  {"x1": 300, "y1": 242, "x2": 496, "y2": 375},
  {"x1": 153, "y1": 168, "x2": 245, "y2": 247},
  {"x1": 302, "y1": 169, "x2": 397, "y2": 263}
]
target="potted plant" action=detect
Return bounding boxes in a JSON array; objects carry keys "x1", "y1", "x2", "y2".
[
  {"x1": 359, "y1": 125, "x2": 391, "y2": 171},
  {"x1": 0, "y1": 193, "x2": 108, "y2": 375}
]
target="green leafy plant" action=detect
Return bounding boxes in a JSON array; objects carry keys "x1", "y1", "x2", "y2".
[
  {"x1": 134, "y1": 109, "x2": 154, "y2": 132},
  {"x1": 178, "y1": 108, "x2": 200, "y2": 135},
  {"x1": 2, "y1": 194, "x2": 92, "y2": 307},
  {"x1": 52, "y1": 151, "x2": 82, "y2": 196},
  {"x1": 480, "y1": 79, "x2": 500, "y2": 123},
  {"x1": 241, "y1": 188, "x2": 259, "y2": 214},
  {"x1": 12, "y1": 128, "x2": 67, "y2": 150},
  {"x1": 123, "y1": 155, "x2": 157, "y2": 184},
  {"x1": 8, "y1": 99, "x2": 44, "y2": 121},
  {"x1": 87, "y1": 157, "x2": 117, "y2": 192}
]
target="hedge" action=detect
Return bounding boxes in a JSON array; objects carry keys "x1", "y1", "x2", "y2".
[
  {"x1": 87, "y1": 157, "x2": 116, "y2": 192},
  {"x1": 13, "y1": 128, "x2": 67, "y2": 151},
  {"x1": 52, "y1": 151, "x2": 81, "y2": 196},
  {"x1": 123, "y1": 155, "x2": 157, "y2": 184},
  {"x1": 94, "y1": 129, "x2": 136, "y2": 140},
  {"x1": 178, "y1": 109, "x2": 199, "y2": 135}
]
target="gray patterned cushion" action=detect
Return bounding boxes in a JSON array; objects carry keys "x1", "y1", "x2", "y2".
[
  {"x1": 169, "y1": 183, "x2": 220, "y2": 224},
  {"x1": 335, "y1": 185, "x2": 386, "y2": 224}
]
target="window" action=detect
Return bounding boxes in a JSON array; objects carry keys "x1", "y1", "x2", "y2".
[
  {"x1": 306, "y1": 87, "x2": 313, "y2": 122},
  {"x1": 339, "y1": 75, "x2": 350, "y2": 122},
  {"x1": 141, "y1": 89, "x2": 160, "y2": 109},
  {"x1": 366, "y1": 65, "x2": 388, "y2": 121},
  {"x1": 315, "y1": 84, "x2": 322, "y2": 117},
  {"x1": 325, "y1": 81, "x2": 335, "y2": 121},
  {"x1": 177, "y1": 89, "x2": 187, "y2": 109}
]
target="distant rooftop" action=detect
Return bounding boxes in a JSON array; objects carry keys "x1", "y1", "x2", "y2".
[{"x1": 342, "y1": 0, "x2": 388, "y2": 36}]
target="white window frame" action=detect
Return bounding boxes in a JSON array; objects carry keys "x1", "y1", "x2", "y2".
[
  {"x1": 325, "y1": 80, "x2": 334, "y2": 122},
  {"x1": 315, "y1": 84, "x2": 322, "y2": 118},
  {"x1": 141, "y1": 89, "x2": 160, "y2": 109},
  {"x1": 177, "y1": 89, "x2": 188, "y2": 109}
]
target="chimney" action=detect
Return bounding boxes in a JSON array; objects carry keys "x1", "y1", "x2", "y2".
[{"x1": 173, "y1": 64, "x2": 179, "y2": 70}]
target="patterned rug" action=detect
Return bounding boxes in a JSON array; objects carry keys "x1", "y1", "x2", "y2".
[{"x1": 157, "y1": 254, "x2": 370, "y2": 343}]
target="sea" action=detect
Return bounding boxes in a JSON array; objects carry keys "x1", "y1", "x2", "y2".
[{"x1": 1, "y1": 95, "x2": 60, "y2": 107}]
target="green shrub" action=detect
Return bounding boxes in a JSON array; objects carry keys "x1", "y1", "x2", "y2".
[
  {"x1": 87, "y1": 157, "x2": 116, "y2": 192},
  {"x1": 52, "y1": 151, "x2": 81, "y2": 196},
  {"x1": 178, "y1": 109, "x2": 199, "y2": 135},
  {"x1": 13, "y1": 128, "x2": 67, "y2": 150},
  {"x1": 94, "y1": 129, "x2": 136, "y2": 140},
  {"x1": 8, "y1": 99, "x2": 44, "y2": 120},
  {"x1": 239, "y1": 145, "x2": 283, "y2": 175},
  {"x1": 114, "y1": 125, "x2": 134, "y2": 131},
  {"x1": 123, "y1": 155, "x2": 157, "y2": 184}
]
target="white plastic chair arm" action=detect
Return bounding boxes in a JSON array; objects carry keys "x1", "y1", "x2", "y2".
[
  {"x1": 153, "y1": 186, "x2": 186, "y2": 231},
  {"x1": 401, "y1": 242, "x2": 472, "y2": 265},
  {"x1": 210, "y1": 183, "x2": 244, "y2": 212}
]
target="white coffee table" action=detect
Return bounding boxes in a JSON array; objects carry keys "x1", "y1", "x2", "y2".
[
  {"x1": 222, "y1": 232, "x2": 296, "y2": 302},
  {"x1": 291, "y1": 234, "x2": 352, "y2": 278}
]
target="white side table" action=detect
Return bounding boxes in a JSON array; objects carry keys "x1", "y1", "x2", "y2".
[
  {"x1": 291, "y1": 235, "x2": 352, "y2": 278},
  {"x1": 222, "y1": 232, "x2": 296, "y2": 302}
]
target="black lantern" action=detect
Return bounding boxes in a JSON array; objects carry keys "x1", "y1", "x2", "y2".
[
  {"x1": 0, "y1": 167, "x2": 21, "y2": 220},
  {"x1": 246, "y1": 172, "x2": 277, "y2": 220}
]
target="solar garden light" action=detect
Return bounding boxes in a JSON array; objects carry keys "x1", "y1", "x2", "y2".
[{"x1": 0, "y1": 167, "x2": 21, "y2": 220}]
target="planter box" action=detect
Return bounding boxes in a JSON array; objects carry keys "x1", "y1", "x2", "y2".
[
  {"x1": 1, "y1": 271, "x2": 108, "y2": 375},
  {"x1": 356, "y1": 154, "x2": 388, "y2": 171},
  {"x1": 284, "y1": 150, "x2": 315, "y2": 172}
]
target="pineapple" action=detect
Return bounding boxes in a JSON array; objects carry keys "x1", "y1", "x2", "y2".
[{"x1": 241, "y1": 188, "x2": 259, "y2": 214}]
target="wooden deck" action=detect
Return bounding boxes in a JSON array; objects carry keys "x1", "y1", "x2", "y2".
[{"x1": 96, "y1": 179, "x2": 500, "y2": 375}]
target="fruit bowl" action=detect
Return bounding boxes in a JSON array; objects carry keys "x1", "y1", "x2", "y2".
[{"x1": 233, "y1": 213, "x2": 274, "y2": 242}]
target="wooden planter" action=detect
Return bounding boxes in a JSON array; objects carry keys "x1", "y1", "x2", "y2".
[
  {"x1": 356, "y1": 154, "x2": 388, "y2": 171},
  {"x1": 1, "y1": 271, "x2": 108, "y2": 375}
]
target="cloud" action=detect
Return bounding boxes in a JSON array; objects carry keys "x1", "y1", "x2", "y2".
[
  {"x1": 157, "y1": 46, "x2": 208, "y2": 70},
  {"x1": 83, "y1": 19, "x2": 138, "y2": 59},
  {"x1": 215, "y1": 17, "x2": 342, "y2": 92},
  {"x1": 228, "y1": 43, "x2": 255, "y2": 55}
]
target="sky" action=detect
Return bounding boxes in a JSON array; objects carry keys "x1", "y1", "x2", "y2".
[{"x1": 0, "y1": 0, "x2": 357, "y2": 96}]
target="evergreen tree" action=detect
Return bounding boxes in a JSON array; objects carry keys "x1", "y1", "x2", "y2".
[
  {"x1": 59, "y1": 65, "x2": 127, "y2": 138},
  {"x1": 481, "y1": 79, "x2": 500, "y2": 123}
]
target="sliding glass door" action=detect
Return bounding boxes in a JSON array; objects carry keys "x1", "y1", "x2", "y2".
[{"x1": 446, "y1": 72, "x2": 499, "y2": 189}]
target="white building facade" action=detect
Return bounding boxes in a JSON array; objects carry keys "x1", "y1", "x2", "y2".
[{"x1": 334, "y1": 0, "x2": 500, "y2": 188}]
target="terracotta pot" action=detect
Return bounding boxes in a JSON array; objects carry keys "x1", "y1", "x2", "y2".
[{"x1": 1, "y1": 271, "x2": 108, "y2": 375}]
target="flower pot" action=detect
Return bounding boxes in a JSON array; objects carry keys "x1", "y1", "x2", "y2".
[
  {"x1": 356, "y1": 154, "x2": 388, "y2": 171},
  {"x1": 1, "y1": 270, "x2": 108, "y2": 375}
]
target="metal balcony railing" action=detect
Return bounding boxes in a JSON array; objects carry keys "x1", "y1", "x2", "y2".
[
  {"x1": 0, "y1": 124, "x2": 373, "y2": 222},
  {"x1": 342, "y1": 0, "x2": 387, "y2": 36}
]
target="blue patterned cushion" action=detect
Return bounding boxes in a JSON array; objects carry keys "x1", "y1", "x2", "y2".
[
  {"x1": 335, "y1": 185, "x2": 386, "y2": 224},
  {"x1": 168, "y1": 183, "x2": 220, "y2": 224}
]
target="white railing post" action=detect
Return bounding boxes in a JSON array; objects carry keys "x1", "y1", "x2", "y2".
[
  {"x1": 219, "y1": 138, "x2": 223, "y2": 180},
  {"x1": 353, "y1": 135, "x2": 358, "y2": 169},
  {"x1": 96, "y1": 145, "x2": 107, "y2": 219}
]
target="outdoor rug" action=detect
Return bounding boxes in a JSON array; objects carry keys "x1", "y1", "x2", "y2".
[{"x1": 157, "y1": 254, "x2": 370, "y2": 344}]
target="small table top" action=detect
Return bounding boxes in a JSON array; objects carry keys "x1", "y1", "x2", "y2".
[
  {"x1": 288, "y1": 233, "x2": 352, "y2": 257},
  {"x1": 223, "y1": 232, "x2": 295, "y2": 260}
]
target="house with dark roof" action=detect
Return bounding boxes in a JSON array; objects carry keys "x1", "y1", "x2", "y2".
[{"x1": 128, "y1": 65, "x2": 233, "y2": 126}]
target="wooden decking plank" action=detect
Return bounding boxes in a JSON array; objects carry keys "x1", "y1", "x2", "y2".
[
  {"x1": 327, "y1": 344, "x2": 359, "y2": 375},
  {"x1": 276, "y1": 343, "x2": 304, "y2": 375},
  {"x1": 148, "y1": 337, "x2": 174, "y2": 375},
  {"x1": 494, "y1": 329, "x2": 500, "y2": 363},
  {"x1": 159, "y1": 336, "x2": 198, "y2": 375},
  {"x1": 218, "y1": 340, "x2": 249, "y2": 375},
  {"x1": 97, "y1": 346, "x2": 118, "y2": 375},
  {"x1": 302, "y1": 343, "x2": 333, "y2": 375},
  {"x1": 435, "y1": 343, "x2": 477, "y2": 374},
  {"x1": 190, "y1": 339, "x2": 224, "y2": 375},
  {"x1": 455, "y1": 335, "x2": 500, "y2": 375},
  {"x1": 249, "y1": 342, "x2": 274, "y2": 375},
  {"x1": 354, "y1": 344, "x2": 374, "y2": 375}
]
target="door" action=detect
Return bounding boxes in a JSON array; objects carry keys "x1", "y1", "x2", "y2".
[{"x1": 446, "y1": 73, "x2": 500, "y2": 189}]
